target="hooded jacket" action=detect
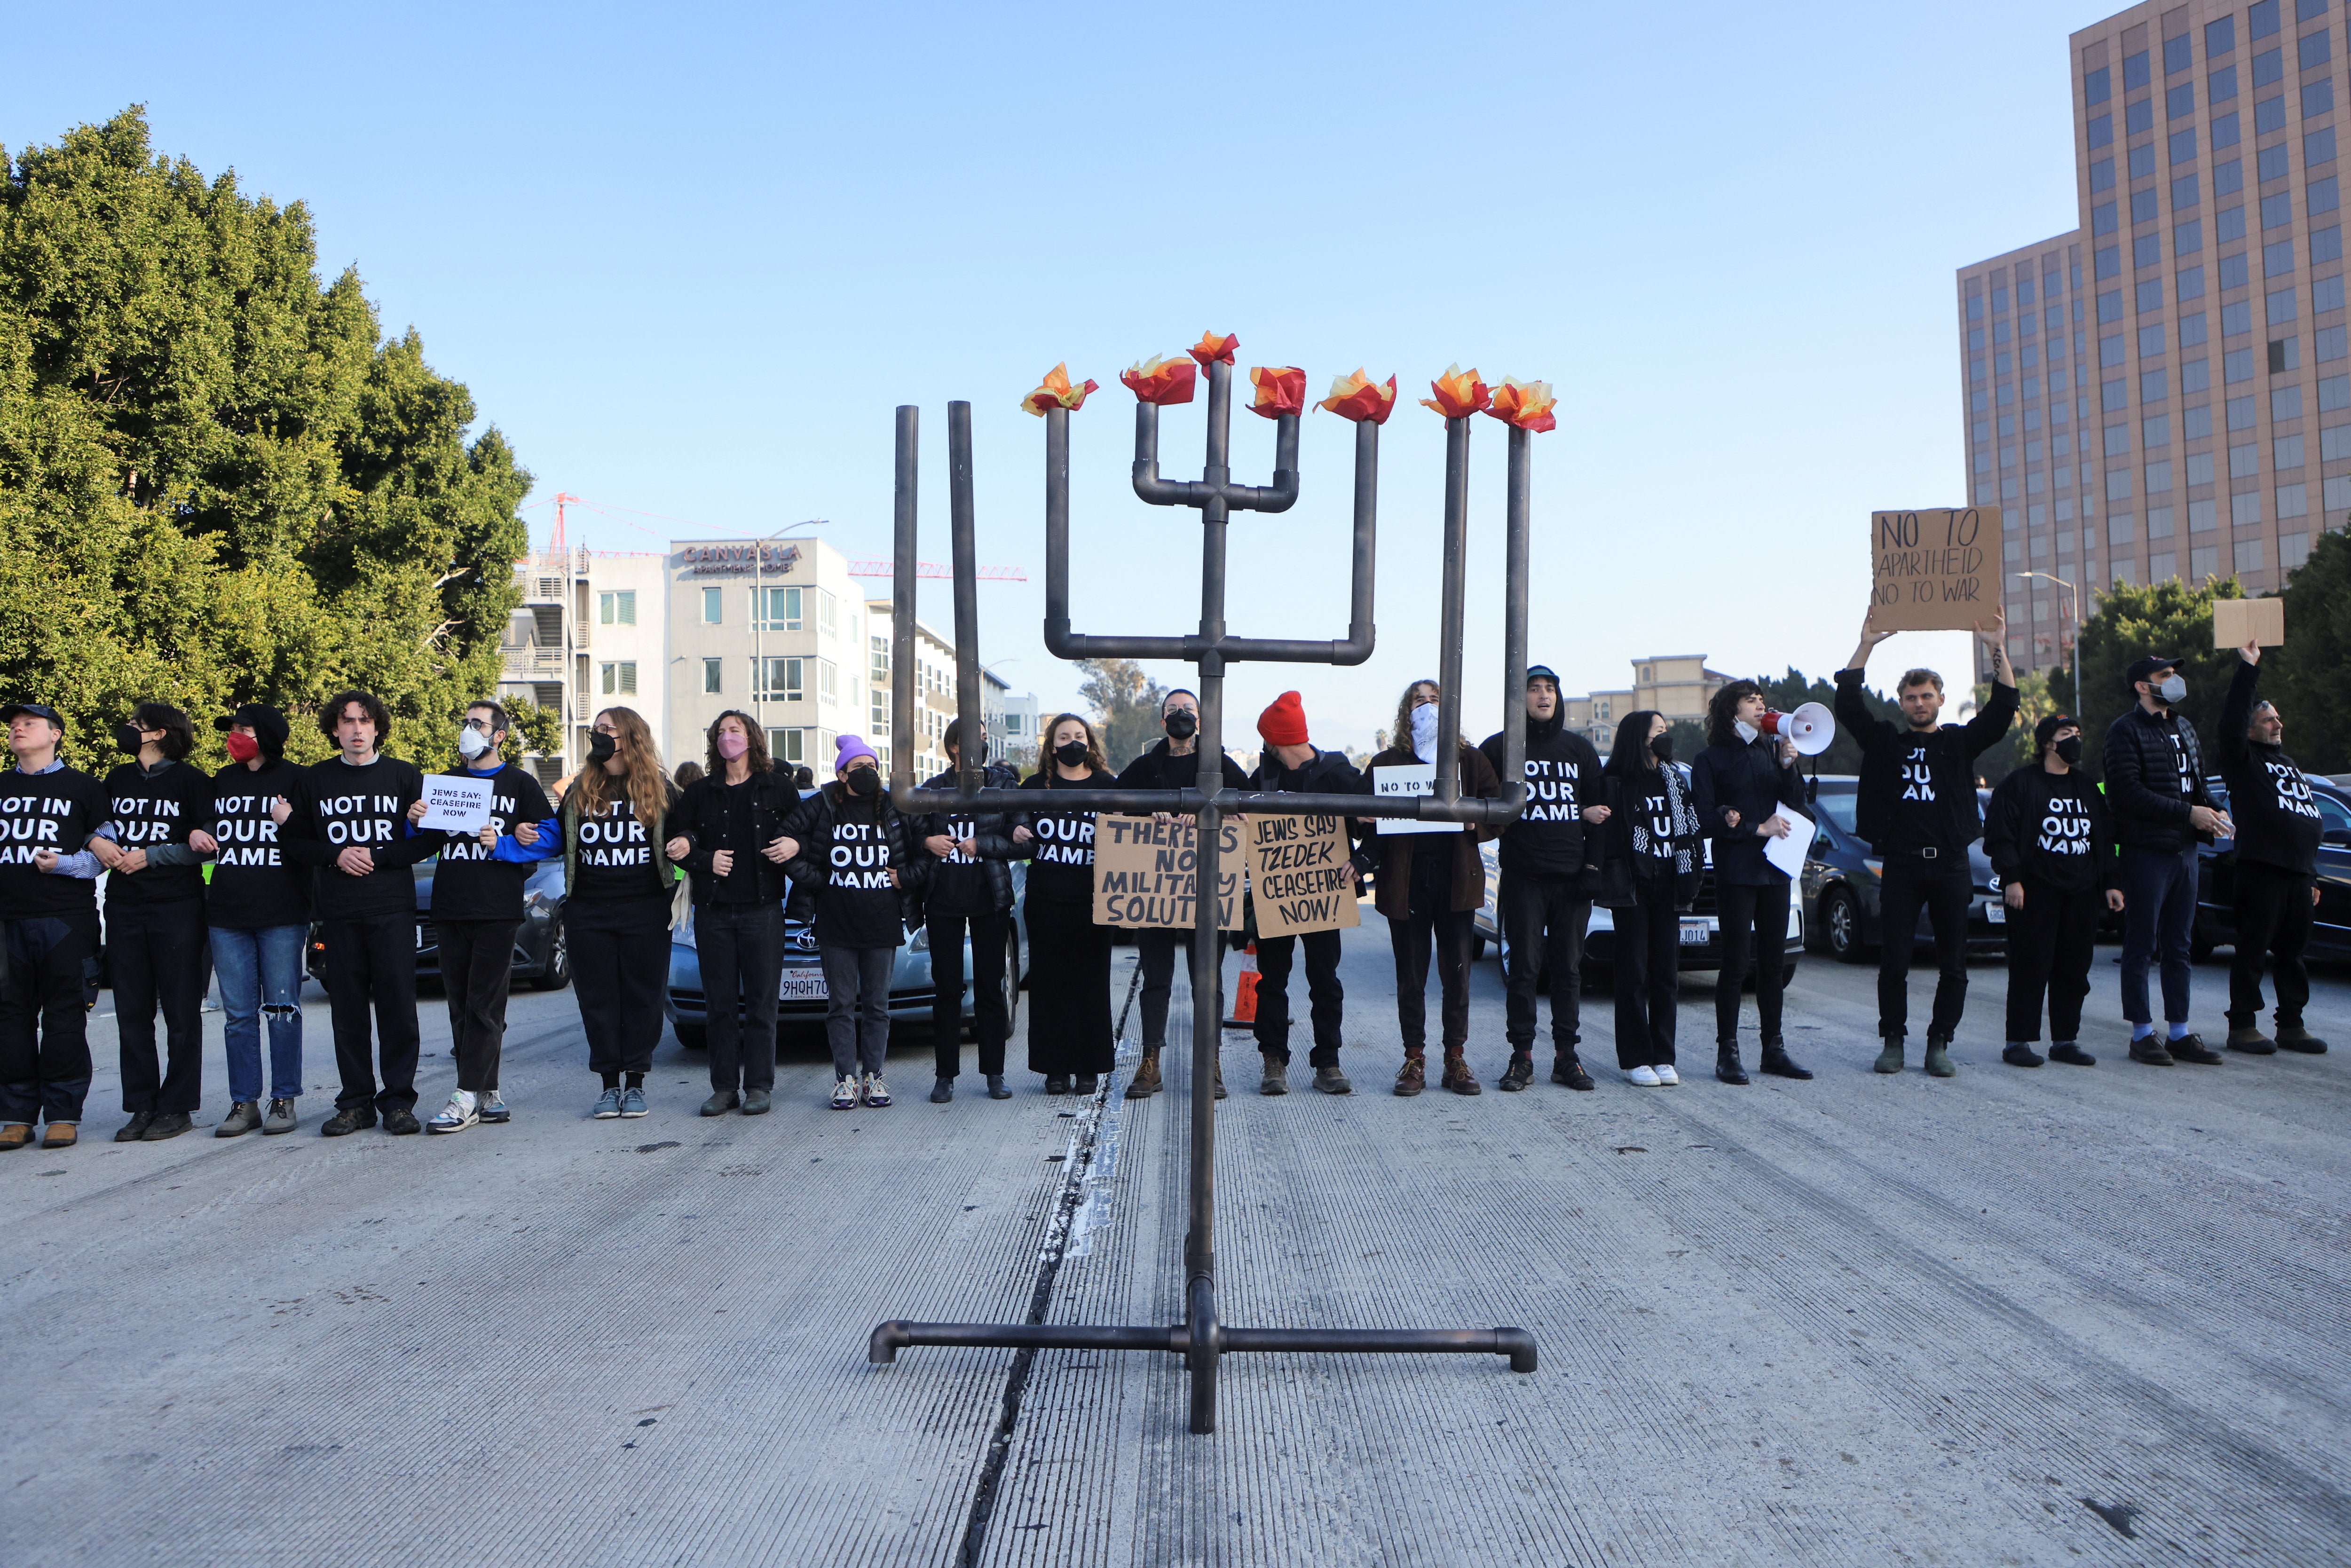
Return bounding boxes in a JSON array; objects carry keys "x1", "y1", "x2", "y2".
[
  {"x1": 2103, "y1": 700, "x2": 2218, "y2": 852},
  {"x1": 2217, "y1": 659, "x2": 2323, "y2": 876},
  {"x1": 917, "y1": 762, "x2": 1022, "y2": 916},
  {"x1": 1984, "y1": 763, "x2": 2119, "y2": 894},
  {"x1": 1478, "y1": 713, "x2": 1602, "y2": 879},
  {"x1": 1361, "y1": 742, "x2": 1502, "y2": 917}
]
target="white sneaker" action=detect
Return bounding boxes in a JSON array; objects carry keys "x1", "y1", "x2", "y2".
[
  {"x1": 862, "y1": 1072, "x2": 892, "y2": 1108},
  {"x1": 426, "y1": 1090, "x2": 478, "y2": 1134},
  {"x1": 830, "y1": 1075, "x2": 860, "y2": 1110},
  {"x1": 1625, "y1": 1065, "x2": 1662, "y2": 1087},
  {"x1": 1653, "y1": 1064, "x2": 1680, "y2": 1086}
]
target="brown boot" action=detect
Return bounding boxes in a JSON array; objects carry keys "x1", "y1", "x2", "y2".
[
  {"x1": 1124, "y1": 1049, "x2": 1163, "y2": 1099},
  {"x1": 1393, "y1": 1053, "x2": 1427, "y2": 1097},
  {"x1": 2276, "y1": 1024, "x2": 2330, "y2": 1054},
  {"x1": 0, "y1": 1122, "x2": 32, "y2": 1151},
  {"x1": 1441, "y1": 1050, "x2": 1482, "y2": 1095},
  {"x1": 40, "y1": 1122, "x2": 77, "y2": 1149}
]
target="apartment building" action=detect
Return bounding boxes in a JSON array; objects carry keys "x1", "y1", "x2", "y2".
[
  {"x1": 861, "y1": 600, "x2": 1019, "y2": 778},
  {"x1": 662, "y1": 537, "x2": 875, "y2": 773},
  {"x1": 1559, "y1": 655, "x2": 1734, "y2": 750},
  {"x1": 498, "y1": 550, "x2": 668, "y2": 782}
]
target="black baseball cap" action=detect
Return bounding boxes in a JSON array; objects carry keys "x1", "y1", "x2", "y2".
[
  {"x1": 2124, "y1": 655, "x2": 2182, "y2": 690},
  {"x1": 2034, "y1": 713, "x2": 2079, "y2": 751},
  {"x1": 1526, "y1": 664, "x2": 1562, "y2": 688},
  {"x1": 0, "y1": 701, "x2": 63, "y2": 727}
]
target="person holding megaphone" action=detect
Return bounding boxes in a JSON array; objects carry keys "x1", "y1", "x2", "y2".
[
  {"x1": 1838, "y1": 607, "x2": 2017, "y2": 1077},
  {"x1": 1691, "y1": 681, "x2": 1814, "y2": 1084}
]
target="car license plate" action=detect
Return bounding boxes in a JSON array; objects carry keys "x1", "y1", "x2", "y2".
[
  {"x1": 415, "y1": 925, "x2": 430, "y2": 951},
  {"x1": 1986, "y1": 901, "x2": 2005, "y2": 924},
  {"x1": 779, "y1": 969, "x2": 828, "y2": 1001},
  {"x1": 1679, "y1": 920, "x2": 1710, "y2": 946}
]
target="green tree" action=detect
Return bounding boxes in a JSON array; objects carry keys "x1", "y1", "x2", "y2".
[
  {"x1": 0, "y1": 108, "x2": 529, "y2": 771},
  {"x1": 2070, "y1": 574, "x2": 2247, "y2": 775},
  {"x1": 2269, "y1": 527, "x2": 2351, "y2": 772},
  {"x1": 1076, "y1": 657, "x2": 1168, "y2": 771}
]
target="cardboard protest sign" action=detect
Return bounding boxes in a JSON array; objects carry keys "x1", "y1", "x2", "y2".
[
  {"x1": 2212, "y1": 596, "x2": 2285, "y2": 648},
  {"x1": 1370, "y1": 762, "x2": 1462, "y2": 835},
  {"x1": 1091, "y1": 816, "x2": 1242, "y2": 930},
  {"x1": 1868, "y1": 507, "x2": 1997, "y2": 631},
  {"x1": 418, "y1": 773, "x2": 494, "y2": 833},
  {"x1": 1246, "y1": 813, "x2": 1361, "y2": 938}
]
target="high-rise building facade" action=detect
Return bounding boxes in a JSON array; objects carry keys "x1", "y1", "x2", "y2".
[{"x1": 1959, "y1": 0, "x2": 2348, "y2": 678}]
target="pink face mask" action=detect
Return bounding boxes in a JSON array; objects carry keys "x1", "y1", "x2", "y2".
[{"x1": 715, "y1": 731, "x2": 749, "y2": 761}]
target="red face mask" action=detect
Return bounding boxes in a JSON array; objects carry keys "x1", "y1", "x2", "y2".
[{"x1": 223, "y1": 731, "x2": 260, "y2": 763}]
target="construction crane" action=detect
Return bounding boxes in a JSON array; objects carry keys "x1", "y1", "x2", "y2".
[{"x1": 848, "y1": 560, "x2": 1028, "y2": 581}]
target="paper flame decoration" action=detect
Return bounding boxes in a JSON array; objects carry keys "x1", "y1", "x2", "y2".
[
  {"x1": 1318, "y1": 368, "x2": 1398, "y2": 425},
  {"x1": 1120, "y1": 354, "x2": 1198, "y2": 406},
  {"x1": 1021, "y1": 363, "x2": 1098, "y2": 416},
  {"x1": 1485, "y1": 378, "x2": 1557, "y2": 433},
  {"x1": 1247, "y1": 366, "x2": 1307, "y2": 420},
  {"x1": 1190, "y1": 330, "x2": 1240, "y2": 366},
  {"x1": 1419, "y1": 364, "x2": 1491, "y2": 419}
]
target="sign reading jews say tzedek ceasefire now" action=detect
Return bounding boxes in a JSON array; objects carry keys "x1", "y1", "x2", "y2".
[{"x1": 1869, "y1": 507, "x2": 1997, "y2": 632}]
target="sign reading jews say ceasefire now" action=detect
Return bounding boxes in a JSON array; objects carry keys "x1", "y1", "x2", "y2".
[
  {"x1": 1245, "y1": 813, "x2": 1360, "y2": 938},
  {"x1": 1092, "y1": 817, "x2": 1244, "y2": 930},
  {"x1": 1869, "y1": 507, "x2": 1998, "y2": 632}
]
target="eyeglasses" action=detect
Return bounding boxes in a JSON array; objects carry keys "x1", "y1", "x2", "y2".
[{"x1": 464, "y1": 717, "x2": 496, "y2": 733}]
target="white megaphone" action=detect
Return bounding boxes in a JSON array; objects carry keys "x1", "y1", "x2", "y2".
[{"x1": 1760, "y1": 702, "x2": 1836, "y2": 756}]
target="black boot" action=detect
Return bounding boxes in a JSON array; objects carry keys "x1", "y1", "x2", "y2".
[
  {"x1": 1714, "y1": 1042, "x2": 1750, "y2": 1085},
  {"x1": 1759, "y1": 1037, "x2": 1813, "y2": 1079}
]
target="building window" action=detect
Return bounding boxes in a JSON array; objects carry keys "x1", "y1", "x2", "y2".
[
  {"x1": 2262, "y1": 192, "x2": 2294, "y2": 231},
  {"x1": 2218, "y1": 205, "x2": 2248, "y2": 243},
  {"x1": 2145, "y1": 460, "x2": 2173, "y2": 493},
  {"x1": 2232, "y1": 490, "x2": 2264, "y2": 526},
  {"x1": 2225, "y1": 347, "x2": 2258, "y2": 382},
  {"x1": 702, "y1": 658, "x2": 723, "y2": 694},
  {"x1": 2209, "y1": 14, "x2": 2237, "y2": 56},
  {"x1": 2329, "y1": 472, "x2": 2351, "y2": 507},
  {"x1": 2132, "y1": 188, "x2": 2161, "y2": 224},
  {"x1": 2322, "y1": 372, "x2": 2351, "y2": 408},
  {"x1": 701, "y1": 586, "x2": 723, "y2": 624},
  {"x1": 2191, "y1": 545, "x2": 2221, "y2": 577},
  {"x1": 2168, "y1": 83, "x2": 2195, "y2": 120},
  {"x1": 2315, "y1": 177, "x2": 2343, "y2": 218},
  {"x1": 2254, "y1": 45, "x2": 2286, "y2": 87},
  {"x1": 2256, "y1": 95, "x2": 2287, "y2": 134},
  {"x1": 2215, "y1": 111, "x2": 2243, "y2": 150},
  {"x1": 2280, "y1": 531, "x2": 2311, "y2": 569},
  {"x1": 600, "y1": 590, "x2": 636, "y2": 626},
  {"x1": 2277, "y1": 481, "x2": 2309, "y2": 518},
  {"x1": 599, "y1": 661, "x2": 637, "y2": 696},
  {"x1": 2275, "y1": 385, "x2": 2304, "y2": 419},
  {"x1": 770, "y1": 728, "x2": 803, "y2": 765},
  {"x1": 2166, "y1": 32, "x2": 2194, "y2": 75},
  {"x1": 2325, "y1": 423, "x2": 2351, "y2": 460},
  {"x1": 2180, "y1": 264, "x2": 2208, "y2": 299},
  {"x1": 2229, "y1": 394, "x2": 2261, "y2": 428},
  {"x1": 760, "y1": 585, "x2": 803, "y2": 630},
  {"x1": 2128, "y1": 98, "x2": 2154, "y2": 135},
  {"x1": 2234, "y1": 538, "x2": 2266, "y2": 573},
  {"x1": 2305, "y1": 80, "x2": 2335, "y2": 118},
  {"x1": 2177, "y1": 218, "x2": 2204, "y2": 255},
  {"x1": 2231, "y1": 441, "x2": 2262, "y2": 478},
  {"x1": 2315, "y1": 226, "x2": 2344, "y2": 264},
  {"x1": 2187, "y1": 450, "x2": 2217, "y2": 485},
  {"x1": 2152, "y1": 550, "x2": 2179, "y2": 580}
]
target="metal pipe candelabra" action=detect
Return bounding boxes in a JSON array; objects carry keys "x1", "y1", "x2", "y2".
[{"x1": 875, "y1": 355, "x2": 1536, "y2": 1435}]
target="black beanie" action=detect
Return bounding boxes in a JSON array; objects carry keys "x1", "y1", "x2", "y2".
[{"x1": 217, "y1": 702, "x2": 291, "y2": 758}]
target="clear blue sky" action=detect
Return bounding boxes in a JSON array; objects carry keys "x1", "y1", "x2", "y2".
[{"x1": 10, "y1": 1, "x2": 2107, "y2": 749}]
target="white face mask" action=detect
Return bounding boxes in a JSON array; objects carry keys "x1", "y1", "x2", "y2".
[
  {"x1": 1410, "y1": 701, "x2": 1440, "y2": 763},
  {"x1": 457, "y1": 725, "x2": 493, "y2": 759},
  {"x1": 1734, "y1": 718, "x2": 1760, "y2": 745},
  {"x1": 2156, "y1": 674, "x2": 2186, "y2": 704}
]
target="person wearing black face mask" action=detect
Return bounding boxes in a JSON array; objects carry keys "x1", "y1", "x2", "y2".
[
  {"x1": 918, "y1": 718, "x2": 1023, "y2": 1103},
  {"x1": 1014, "y1": 714, "x2": 1117, "y2": 1095},
  {"x1": 2104, "y1": 654, "x2": 2233, "y2": 1065},
  {"x1": 1986, "y1": 715, "x2": 2122, "y2": 1068},
  {"x1": 1113, "y1": 688, "x2": 1247, "y2": 1098},
  {"x1": 1593, "y1": 711, "x2": 1700, "y2": 1084}
]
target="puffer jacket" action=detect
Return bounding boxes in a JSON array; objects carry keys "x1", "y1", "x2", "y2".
[
  {"x1": 916, "y1": 763, "x2": 1023, "y2": 915},
  {"x1": 2103, "y1": 701, "x2": 2218, "y2": 852}
]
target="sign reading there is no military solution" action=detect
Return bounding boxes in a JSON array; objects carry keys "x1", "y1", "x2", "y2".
[
  {"x1": 1868, "y1": 507, "x2": 1998, "y2": 632},
  {"x1": 1246, "y1": 813, "x2": 1361, "y2": 938},
  {"x1": 1092, "y1": 816, "x2": 1243, "y2": 930}
]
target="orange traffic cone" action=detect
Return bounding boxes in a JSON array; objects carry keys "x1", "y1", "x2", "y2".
[{"x1": 1223, "y1": 942, "x2": 1259, "y2": 1029}]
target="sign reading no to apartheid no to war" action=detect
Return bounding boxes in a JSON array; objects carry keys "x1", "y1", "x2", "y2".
[
  {"x1": 1091, "y1": 816, "x2": 1243, "y2": 930},
  {"x1": 1246, "y1": 813, "x2": 1361, "y2": 938},
  {"x1": 1869, "y1": 507, "x2": 1998, "y2": 632}
]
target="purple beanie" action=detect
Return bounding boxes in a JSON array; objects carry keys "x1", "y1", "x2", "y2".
[{"x1": 834, "y1": 733, "x2": 879, "y2": 772}]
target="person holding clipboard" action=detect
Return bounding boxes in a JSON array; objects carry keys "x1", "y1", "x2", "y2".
[{"x1": 1690, "y1": 680, "x2": 1813, "y2": 1085}]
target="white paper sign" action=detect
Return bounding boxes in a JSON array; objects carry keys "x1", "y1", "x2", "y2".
[
  {"x1": 419, "y1": 774, "x2": 495, "y2": 833},
  {"x1": 1762, "y1": 805, "x2": 1816, "y2": 881},
  {"x1": 1372, "y1": 763, "x2": 1463, "y2": 835}
]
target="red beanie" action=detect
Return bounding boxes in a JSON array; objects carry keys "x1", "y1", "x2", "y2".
[{"x1": 1257, "y1": 691, "x2": 1308, "y2": 747}]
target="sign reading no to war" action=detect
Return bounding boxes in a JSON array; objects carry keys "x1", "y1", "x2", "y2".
[
  {"x1": 1246, "y1": 813, "x2": 1361, "y2": 938},
  {"x1": 1092, "y1": 816, "x2": 1243, "y2": 930},
  {"x1": 1869, "y1": 507, "x2": 1998, "y2": 632}
]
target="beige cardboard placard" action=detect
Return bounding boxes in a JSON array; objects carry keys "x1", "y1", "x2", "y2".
[
  {"x1": 1246, "y1": 813, "x2": 1362, "y2": 938},
  {"x1": 2212, "y1": 596, "x2": 2285, "y2": 647},
  {"x1": 1091, "y1": 816, "x2": 1242, "y2": 930},
  {"x1": 1868, "y1": 507, "x2": 1998, "y2": 631}
]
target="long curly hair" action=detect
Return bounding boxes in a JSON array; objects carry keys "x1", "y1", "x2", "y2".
[
  {"x1": 1391, "y1": 679, "x2": 1454, "y2": 756},
  {"x1": 1706, "y1": 680, "x2": 1762, "y2": 749},
  {"x1": 1041, "y1": 712, "x2": 1105, "y2": 774},
  {"x1": 704, "y1": 709, "x2": 773, "y2": 775},
  {"x1": 576, "y1": 706, "x2": 668, "y2": 828}
]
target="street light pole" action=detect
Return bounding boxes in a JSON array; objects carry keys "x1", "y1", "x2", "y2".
[
  {"x1": 2014, "y1": 570, "x2": 2080, "y2": 707},
  {"x1": 748, "y1": 519, "x2": 825, "y2": 759}
]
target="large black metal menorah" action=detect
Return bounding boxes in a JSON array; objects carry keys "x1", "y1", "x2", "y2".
[{"x1": 869, "y1": 345, "x2": 1538, "y2": 1435}]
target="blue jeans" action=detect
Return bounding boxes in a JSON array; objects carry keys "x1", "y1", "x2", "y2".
[
  {"x1": 211, "y1": 924, "x2": 307, "y2": 1102},
  {"x1": 2118, "y1": 843, "x2": 2199, "y2": 1026}
]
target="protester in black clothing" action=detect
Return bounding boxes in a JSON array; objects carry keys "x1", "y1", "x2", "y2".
[
  {"x1": 1837, "y1": 608, "x2": 2017, "y2": 1077},
  {"x1": 1115, "y1": 689, "x2": 1249, "y2": 1099},
  {"x1": 2103, "y1": 653, "x2": 2234, "y2": 1065},
  {"x1": 393, "y1": 701, "x2": 556, "y2": 1133},
  {"x1": 89, "y1": 704, "x2": 212, "y2": 1142},
  {"x1": 1478, "y1": 663, "x2": 1605, "y2": 1092},
  {"x1": 1015, "y1": 714, "x2": 1117, "y2": 1096},
  {"x1": 669, "y1": 711, "x2": 797, "y2": 1116},
  {"x1": 1593, "y1": 710, "x2": 1700, "y2": 1086},
  {"x1": 188, "y1": 704, "x2": 309, "y2": 1136},
  {"x1": 918, "y1": 718, "x2": 1020, "y2": 1103},
  {"x1": 1364, "y1": 680, "x2": 1503, "y2": 1097},
  {"x1": 1689, "y1": 680, "x2": 1814, "y2": 1085},
  {"x1": 1248, "y1": 690, "x2": 1363, "y2": 1096},
  {"x1": 0, "y1": 702, "x2": 108, "y2": 1151},
  {"x1": 278, "y1": 690, "x2": 430, "y2": 1136},
  {"x1": 673, "y1": 761, "x2": 705, "y2": 789},
  {"x1": 518, "y1": 707, "x2": 680, "y2": 1119},
  {"x1": 2217, "y1": 640, "x2": 2329, "y2": 1056},
  {"x1": 1985, "y1": 714, "x2": 2122, "y2": 1068}
]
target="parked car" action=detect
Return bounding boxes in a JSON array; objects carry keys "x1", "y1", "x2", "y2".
[
  {"x1": 1472, "y1": 762, "x2": 1802, "y2": 990},
  {"x1": 305, "y1": 858, "x2": 572, "y2": 991},
  {"x1": 1796, "y1": 776, "x2": 2005, "y2": 964},
  {"x1": 2191, "y1": 772, "x2": 2351, "y2": 964}
]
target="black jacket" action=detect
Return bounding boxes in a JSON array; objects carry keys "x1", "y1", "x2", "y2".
[
  {"x1": 780, "y1": 780, "x2": 924, "y2": 940},
  {"x1": 1478, "y1": 716, "x2": 1603, "y2": 879},
  {"x1": 2217, "y1": 659, "x2": 2324, "y2": 875},
  {"x1": 1114, "y1": 739, "x2": 1250, "y2": 796},
  {"x1": 2103, "y1": 701, "x2": 2218, "y2": 852},
  {"x1": 671, "y1": 766, "x2": 801, "y2": 906},
  {"x1": 1688, "y1": 737, "x2": 1807, "y2": 888},
  {"x1": 1834, "y1": 668, "x2": 2017, "y2": 851},
  {"x1": 1592, "y1": 762, "x2": 1700, "y2": 912},
  {"x1": 916, "y1": 763, "x2": 1023, "y2": 916},
  {"x1": 1984, "y1": 764, "x2": 2118, "y2": 894}
]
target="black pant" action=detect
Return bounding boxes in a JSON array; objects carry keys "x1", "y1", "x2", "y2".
[
  {"x1": 0, "y1": 912, "x2": 99, "y2": 1126},
  {"x1": 1389, "y1": 903, "x2": 1473, "y2": 1052},
  {"x1": 565, "y1": 894, "x2": 671, "y2": 1079},
  {"x1": 1713, "y1": 878, "x2": 1790, "y2": 1046},
  {"x1": 319, "y1": 912, "x2": 421, "y2": 1113},
  {"x1": 1875, "y1": 854, "x2": 1973, "y2": 1042},
  {"x1": 1137, "y1": 926, "x2": 1223, "y2": 1053},
  {"x1": 1024, "y1": 897, "x2": 1114, "y2": 1075},
  {"x1": 1254, "y1": 928, "x2": 1345, "y2": 1067},
  {"x1": 2003, "y1": 880, "x2": 2100, "y2": 1043},
  {"x1": 1610, "y1": 880, "x2": 1680, "y2": 1069},
  {"x1": 698, "y1": 901, "x2": 781, "y2": 1093},
  {"x1": 929, "y1": 908, "x2": 1010, "y2": 1078},
  {"x1": 436, "y1": 919, "x2": 520, "y2": 1094},
  {"x1": 1499, "y1": 872, "x2": 1587, "y2": 1053},
  {"x1": 108, "y1": 897, "x2": 208, "y2": 1115},
  {"x1": 2229, "y1": 860, "x2": 2316, "y2": 1029}
]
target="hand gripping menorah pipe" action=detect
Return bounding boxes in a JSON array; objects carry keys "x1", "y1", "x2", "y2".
[{"x1": 869, "y1": 345, "x2": 1539, "y2": 1435}]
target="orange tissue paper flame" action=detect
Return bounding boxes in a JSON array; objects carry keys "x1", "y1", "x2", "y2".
[
  {"x1": 1419, "y1": 364, "x2": 1491, "y2": 419},
  {"x1": 1318, "y1": 369, "x2": 1398, "y2": 425},
  {"x1": 1021, "y1": 363, "x2": 1098, "y2": 416},
  {"x1": 1120, "y1": 354, "x2": 1197, "y2": 406},
  {"x1": 1485, "y1": 377, "x2": 1557, "y2": 433},
  {"x1": 1190, "y1": 330, "x2": 1240, "y2": 367},
  {"x1": 1247, "y1": 366, "x2": 1306, "y2": 420}
]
